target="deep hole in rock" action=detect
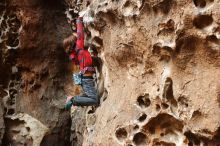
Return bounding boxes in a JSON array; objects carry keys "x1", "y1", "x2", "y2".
[
  {"x1": 7, "y1": 108, "x2": 15, "y2": 115},
  {"x1": 137, "y1": 94, "x2": 151, "y2": 108},
  {"x1": 163, "y1": 46, "x2": 173, "y2": 53},
  {"x1": 163, "y1": 77, "x2": 174, "y2": 99},
  {"x1": 10, "y1": 18, "x2": 21, "y2": 28},
  {"x1": 93, "y1": 36, "x2": 103, "y2": 46},
  {"x1": 6, "y1": 33, "x2": 19, "y2": 47},
  {"x1": 193, "y1": 0, "x2": 206, "y2": 8},
  {"x1": 178, "y1": 96, "x2": 189, "y2": 107},
  {"x1": 142, "y1": 113, "x2": 183, "y2": 136},
  {"x1": 133, "y1": 132, "x2": 147, "y2": 145},
  {"x1": 158, "y1": 19, "x2": 175, "y2": 35},
  {"x1": 87, "y1": 110, "x2": 94, "y2": 114},
  {"x1": 68, "y1": 9, "x2": 79, "y2": 20},
  {"x1": 152, "y1": 44, "x2": 161, "y2": 54},
  {"x1": 156, "y1": 104, "x2": 161, "y2": 111},
  {"x1": 191, "y1": 110, "x2": 202, "y2": 119},
  {"x1": 86, "y1": 1, "x2": 90, "y2": 7},
  {"x1": 26, "y1": 127, "x2": 30, "y2": 132},
  {"x1": 7, "y1": 97, "x2": 15, "y2": 105},
  {"x1": 9, "y1": 82, "x2": 15, "y2": 87},
  {"x1": 162, "y1": 77, "x2": 177, "y2": 106},
  {"x1": 87, "y1": 106, "x2": 96, "y2": 114},
  {"x1": 161, "y1": 103, "x2": 169, "y2": 109},
  {"x1": 206, "y1": 35, "x2": 219, "y2": 43},
  {"x1": 138, "y1": 113, "x2": 147, "y2": 122},
  {"x1": 9, "y1": 88, "x2": 17, "y2": 95},
  {"x1": 184, "y1": 131, "x2": 201, "y2": 145},
  {"x1": 213, "y1": 127, "x2": 220, "y2": 143},
  {"x1": 115, "y1": 127, "x2": 128, "y2": 141},
  {"x1": 193, "y1": 15, "x2": 213, "y2": 29},
  {"x1": 134, "y1": 125, "x2": 139, "y2": 131},
  {"x1": 124, "y1": 1, "x2": 131, "y2": 7},
  {"x1": 10, "y1": 96, "x2": 16, "y2": 104}
]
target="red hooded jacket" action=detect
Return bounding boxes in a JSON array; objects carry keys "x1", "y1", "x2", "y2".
[{"x1": 70, "y1": 17, "x2": 94, "y2": 74}]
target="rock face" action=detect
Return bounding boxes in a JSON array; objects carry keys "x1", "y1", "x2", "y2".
[
  {"x1": 67, "y1": 0, "x2": 220, "y2": 146},
  {"x1": 0, "y1": 0, "x2": 72, "y2": 145},
  {"x1": 0, "y1": 0, "x2": 220, "y2": 146}
]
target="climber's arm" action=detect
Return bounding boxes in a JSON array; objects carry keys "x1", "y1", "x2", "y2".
[
  {"x1": 76, "y1": 17, "x2": 84, "y2": 50},
  {"x1": 69, "y1": 52, "x2": 78, "y2": 65}
]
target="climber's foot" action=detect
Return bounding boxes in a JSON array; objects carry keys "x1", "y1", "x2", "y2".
[
  {"x1": 66, "y1": 96, "x2": 73, "y2": 103},
  {"x1": 65, "y1": 96, "x2": 74, "y2": 110}
]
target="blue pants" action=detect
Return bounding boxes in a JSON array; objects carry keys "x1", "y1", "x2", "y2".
[{"x1": 72, "y1": 78, "x2": 99, "y2": 106}]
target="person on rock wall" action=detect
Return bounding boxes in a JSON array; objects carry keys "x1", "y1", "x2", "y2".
[{"x1": 63, "y1": 17, "x2": 99, "y2": 109}]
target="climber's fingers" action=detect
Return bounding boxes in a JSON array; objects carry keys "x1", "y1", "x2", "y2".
[{"x1": 79, "y1": 10, "x2": 87, "y2": 18}]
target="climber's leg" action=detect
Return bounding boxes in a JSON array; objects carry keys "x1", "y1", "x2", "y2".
[{"x1": 72, "y1": 78, "x2": 99, "y2": 106}]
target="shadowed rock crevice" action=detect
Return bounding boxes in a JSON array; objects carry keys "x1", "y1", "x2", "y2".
[
  {"x1": 158, "y1": 19, "x2": 175, "y2": 35},
  {"x1": 162, "y1": 77, "x2": 177, "y2": 107},
  {"x1": 133, "y1": 132, "x2": 147, "y2": 145},
  {"x1": 115, "y1": 127, "x2": 128, "y2": 141},
  {"x1": 138, "y1": 113, "x2": 147, "y2": 122},
  {"x1": 193, "y1": 15, "x2": 213, "y2": 29},
  {"x1": 206, "y1": 35, "x2": 219, "y2": 44},
  {"x1": 193, "y1": 0, "x2": 207, "y2": 8},
  {"x1": 137, "y1": 94, "x2": 151, "y2": 108},
  {"x1": 152, "y1": 44, "x2": 173, "y2": 62},
  {"x1": 142, "y1": 113, "x2": 184, "y2": 144},
  {"x1": 193, "y1": 0, "x2": 214, "y2": 8},
  {"x1": 184, "y1": 130, "x2": 220, "y2": 146}
]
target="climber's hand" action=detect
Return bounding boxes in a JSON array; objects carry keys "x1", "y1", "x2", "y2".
[{"x1": 79, "y1": 10, "x2": 87, "y2": 18}]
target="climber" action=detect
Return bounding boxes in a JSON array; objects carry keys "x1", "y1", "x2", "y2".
[{"x1": 63, "y1": 17, "x2": 99, "y2": 109}]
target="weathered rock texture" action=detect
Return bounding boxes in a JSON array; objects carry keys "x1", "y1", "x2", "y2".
[
  {"x1": 1, "y1": 0, "x2": 220, "y2": 146},
  {"x1": 66, "y1": 0, "x2": 220, "y2": 146},
  {"x1": 0, "y1": 0, "x2": 73, "y2": 145}
]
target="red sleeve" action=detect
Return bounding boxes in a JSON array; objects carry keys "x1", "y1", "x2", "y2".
[
  {"x1": 69, "y1": 52, "x2": 78, "y2": 65},
  {"x1": 76, "y1": 17, "x2": 84, "y2": 50}
]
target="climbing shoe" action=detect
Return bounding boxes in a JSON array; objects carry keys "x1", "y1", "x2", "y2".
[{"x1": 65, "y1": 96, "x2": 74, "y2": 110}]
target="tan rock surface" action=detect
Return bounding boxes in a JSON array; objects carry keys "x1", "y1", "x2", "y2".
[
  {"x1": 67, "y1": 0, "x2": 220, "y2": 145},
  {"x1": 0, "y1": 0, "x2": 220, "y2": 146}
]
